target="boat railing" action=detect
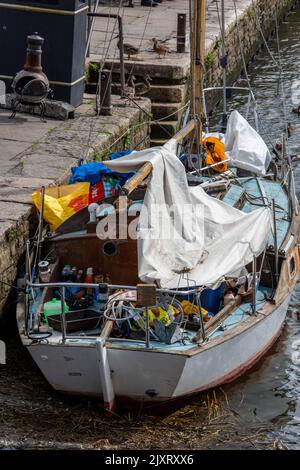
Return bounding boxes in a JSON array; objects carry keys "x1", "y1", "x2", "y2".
[
  {"x1": 28, "y1": 281, "x2": 202, "y2": 296},
  {"x1": 26, "y1": 281, "x2": 205, "y2": 346},
  {"x1": 202, "y1": 86, "x2": 259, "y2": 132}
]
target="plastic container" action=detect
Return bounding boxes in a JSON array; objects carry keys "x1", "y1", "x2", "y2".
[
  {"x1": 224, "y1": 290, "x2": 235, "y2": 306},
  {"x1": 85, "y1": 267, "x2": 94, "y2": 295},
  {"x1": 200, "y1": 283, "x2": 225, "y2": 314},
  {"x1": 43, "y1": 298, "x2": 69, "y2": 325}
]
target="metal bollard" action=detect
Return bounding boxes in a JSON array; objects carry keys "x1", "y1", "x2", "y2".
[
  {"x1": 98, "y1": 69, "x2": 112, "y2": 116},
  {"x1": 177, "y1": 13, "x2": 186, "y2": 53}
]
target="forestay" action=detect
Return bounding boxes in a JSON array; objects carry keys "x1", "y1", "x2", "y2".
[{"x1": 103, "y1": 139, "x2": 271, "y2": 289}]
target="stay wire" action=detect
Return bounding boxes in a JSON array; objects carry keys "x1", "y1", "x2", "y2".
[
  {"x1": 84, "y1": 0, "x2": 125, "y2": 159},
  {"x1": 125, "y1": 3, "x2": 154, "y2": 86},
  {"x1": 232, "y1": 0, "x2": 278, "y2": 153}
]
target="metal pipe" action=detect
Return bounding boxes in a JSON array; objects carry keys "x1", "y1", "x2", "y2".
[
  {"x1": 203, "y1": 86, "x2": 253, "y2": 93},
  {"x1": 36, "y1": 185, "x2": 45, "y2": 266},
  {"x1": 98, "y1": 69, "x2": 112, "y2": 115},
  {"x1": 145, "y1": 307, "x2": 150, "y2": 348},
  {"x1": 28, "y1": 282, "x2": 203, "y2": 296},
  {"x1": 25, "y1": 240, "x2": 31, "y2": 334},
  {"x1": 252, "y1": 256, "x2": 257, "y2": 315},
  {"x1": 196, "y1": 292, "x2": 206, "y2": 342},
  {"x1": 117, "y1": 15, "x2": 125, "y2": 98},
  {"x1": 195, "y1": 158, "x2": 231, "y2": 173},
  {"x1": 177, "y1": 13, "x2": 186, "y2": 53},
  {"x1": 87, "y1": 0, "x2": 93, "y2": 58},
  {"x1": 272, "y1": 198, "x2": 279, "y2": 284},
  {"x1": 60, "y1": 287, "x2": 67, "y2": 343},
  {"x1": 85, "y1": 0, "x2": 100, "y2": 58},
  {"x1": 221, "y1": 0, "x2": 227, "y2": 131}
]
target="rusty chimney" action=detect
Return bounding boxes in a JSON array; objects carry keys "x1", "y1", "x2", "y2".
[
  {"x1": 23, "y1": 32, "x2": 44, "y2": 74},
  {"x1": 11, "y1": 32, "x2": 51, "y2": 116}
]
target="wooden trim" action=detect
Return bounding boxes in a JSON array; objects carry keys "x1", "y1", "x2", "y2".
[{"x1": 205, "y1": 295, "x2": 242, "y2": 335}]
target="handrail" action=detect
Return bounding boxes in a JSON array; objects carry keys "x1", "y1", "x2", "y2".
[
  {"x1": 28, "y1": 281, "x2": 203, "y2": 296},
  {"x1": 27, "y1": 280, "x2": 205, "y2": 344},
  {"x1": 203, "y1": 86, "x2": 254, "y2": 93}
]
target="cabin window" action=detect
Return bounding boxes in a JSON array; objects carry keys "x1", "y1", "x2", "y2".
[
  {"x1": 102, "y1": 241, "x2": 118, "y2": 257},
  {"x1": 289, "y1": 257, "x2": 296, "y2": 275}
]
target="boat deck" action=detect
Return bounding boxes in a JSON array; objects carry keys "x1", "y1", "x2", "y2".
[
  {"x1": 223, "y1": 177, "x2": 290, "y2": 247},
  {"x1": 28, "y1": 286, "x2": 271, "y2": 353},
  {"x1": 26, "y1": 175, "x2": 289, "y2": 353}
]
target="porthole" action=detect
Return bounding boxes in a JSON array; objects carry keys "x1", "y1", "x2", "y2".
[{"x1": 102, "y1": 241, "x2": 118, "y2": 257}]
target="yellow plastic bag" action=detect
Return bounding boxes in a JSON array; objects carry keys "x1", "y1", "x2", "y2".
[{"x1": 32, "y1": 182, "x2": 90, "y2": 231}]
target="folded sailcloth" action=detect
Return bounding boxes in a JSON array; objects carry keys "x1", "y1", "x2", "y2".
[{"x1": 103, "y1": 119, "x2": 271, "y2": 289}]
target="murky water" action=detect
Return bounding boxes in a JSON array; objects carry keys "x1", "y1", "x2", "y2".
[
  {"x1": 1, "y1": 5, "x2": 300, "y2": 451},
  {"x1": 209, "y1": 5, "x2": 300, "y2": 449}
]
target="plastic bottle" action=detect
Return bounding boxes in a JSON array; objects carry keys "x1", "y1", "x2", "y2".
[
  {"x1": 224, "y1": 290, "x2": 235, "y2": 306},
  {"x1": 98, "y1": 283, "x2": 109, "y2": 312},
  {"x1": 104, "y1": 273, "x2": 112, "y2": 284},
  {"x1": 43, "y1": 298, "x2": 69, "y2": 324},
  {"x1": 85, "y1": 267, "x2": 94, "y2": 295},
  {"x1": 71, "y1": 266, "x2": 77, "y2": 282},
  {"x1": 61, "y1": 265, "x2": 72, "y2": 282}
]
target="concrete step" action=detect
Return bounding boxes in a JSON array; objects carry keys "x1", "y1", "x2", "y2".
[
  {"x1": 86, "y1": 81, "x2": 188, "y2": 105},
  {"x1": 146, "y1": 83, "x2": 188, "y2": 103},
  {"x1": 150, "y1": 120, "x2": 179, "y2": 140},
  {"x1": 151, "y1": 102, "x2": 185, "y2": 121},
  {"x1": 89, "y1": 57, "x2": 190, "y2": 82}
]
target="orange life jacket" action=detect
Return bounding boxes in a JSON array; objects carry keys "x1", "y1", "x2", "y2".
[{"x1": 203, "y1": 136, "x2": 228, "y2": 173}]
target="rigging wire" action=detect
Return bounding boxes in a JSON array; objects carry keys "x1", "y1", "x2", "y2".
[
  {"x1": 124, "y1": 4, "x2": 154, "y2": 86},
  {"x1": 84, "y1": 0, "x2": 125, "y2": 160},
  {"x1": 84, "y1": 1, "x2": 175, "y2": 155},
  {"x1": 231, "y1": 0, "x2": 279, "y2": 153}
]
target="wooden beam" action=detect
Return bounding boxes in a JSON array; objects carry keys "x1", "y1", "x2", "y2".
[
  {"x1": 191, "y1": 0, "x2": 206, "y2": 149},
  {"x1": 120, "y1": 121, "x2": 195, "y2": 197}
]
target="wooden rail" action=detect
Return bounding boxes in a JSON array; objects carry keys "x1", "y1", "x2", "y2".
[{"x1": 120, "y1": 121, "x2": 195, "y2": 197}]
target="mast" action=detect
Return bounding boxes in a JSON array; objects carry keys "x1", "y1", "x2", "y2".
[
  {"x1": 221, "y1": 0, "x2": 228, "y2": 131},
  {"x1": 190, "y1": 0, "x2": 206, "y2": 152}
]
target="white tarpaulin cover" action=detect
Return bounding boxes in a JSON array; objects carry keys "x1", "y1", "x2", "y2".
[
  {"x1": 225, "y1": 111, "x2": 271, "y2": 176},
  {"x1": 103, "y1": 139, "x2": 271, "y2": 289}
]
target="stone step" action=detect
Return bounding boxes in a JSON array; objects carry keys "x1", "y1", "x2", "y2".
[
  {"x1": 86, "y1": 82, "x2": 188, "y2": 105},
  {"x1": 151, "y1": 102, "x2": 185, "y2": 121},
  {"x1": 150, "y1": 120, "x2": 179, "y2": 140},
  {"x1": 145, "y1": 83, "x2": 188, "y2": 104},
  {"x1": 88, "y1": 56, "x2": 190, "y2": 82}
]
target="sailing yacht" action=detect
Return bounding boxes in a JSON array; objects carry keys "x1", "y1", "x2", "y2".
[{"x1": 16, "y1": 0, "x2": 300, "y2": 412}]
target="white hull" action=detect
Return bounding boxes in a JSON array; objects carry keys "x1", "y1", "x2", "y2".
[{"x1": 23, "y1": 295, "x2": 290, "y2": 402}]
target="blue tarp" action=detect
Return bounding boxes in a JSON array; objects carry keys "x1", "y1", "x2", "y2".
[{"x1": 69, "y1": 150, "x2": 135, "y2": 186}]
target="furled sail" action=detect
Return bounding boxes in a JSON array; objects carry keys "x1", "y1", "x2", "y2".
[
  {"x1": 225, "y1": 111, "x2": 272, "y2": 176},
  {"x1": 103, "y1": 138, "x2": 271, "y2": 289}
]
